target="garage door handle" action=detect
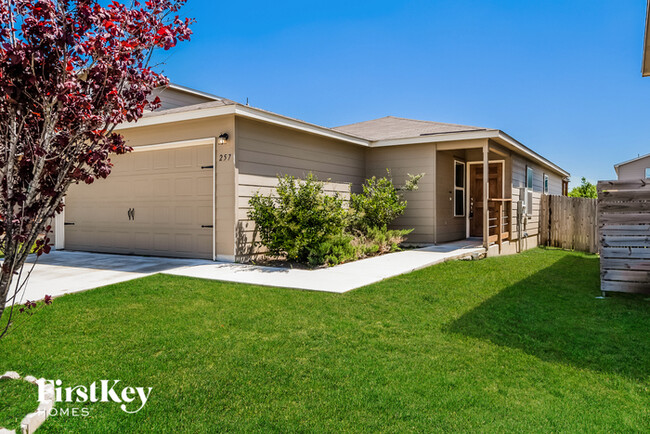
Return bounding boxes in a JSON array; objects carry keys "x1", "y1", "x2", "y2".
[
  {"x1": 201, "y1": 225, "x2": 213, "y2": 228},
  {"x1": 64, "y1": 222, "x2": 75, "y2": 226}
]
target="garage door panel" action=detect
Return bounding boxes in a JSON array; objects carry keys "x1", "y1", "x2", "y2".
[
  {"x1": 153, "y1": 234, "x2": 170, "y2": 251},
  {"x1": 174, "y1": 149, "x2": 192, "y2": 168},
  {"x1": 197, "y1": 175, "x2": 212, "y2": 196},
  {"x1": 135, "y1": 232, "x2": 153, "y2": 251},
  {"x1": 197, "y1": 146, "x2": 212, "y2": 165},
  {"x1": 195, "y1": 233, "x2": 213, "y2": 255},
  {"x1": 172, "y1": 207, "x2": 192, "y2": 225},
  {"x1": 65, "y1": 144, "x2": 214, "y2": 259},
  {"x1": 153, "y1": 206, "x2": 171, "y2": 224},
  {"x1": 198, "y1": 205, "x2": 212, "y2": 223},
  {"x1": 134, "y1": 152, "x2": 152, "y2": 171},
  {"x1": 174, "y1": 234, "x2": 193, "y2": 253},
  {"x1": 153, "y1": 151, "x2": 170, "y2": 169},
  {"x1": 154, "y1": 179, "x2": 171, "y2": 197},
  {"x1": 174, "y1": 177, "x2": 193, "y2": 196}
]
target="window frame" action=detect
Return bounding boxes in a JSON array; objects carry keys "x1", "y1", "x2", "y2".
[
  {"x1": 543, "y1": 173, "x2": 549, "y2": 194},
  {"x1": 526, "y1": 165, "x2": 534, "y2": 191},
  {"x1": 645, "y1": 168, "x2": 650, "y2": 179},
  {"x1": 453, "y1": 160, "x2": 466, "y2": 217}
]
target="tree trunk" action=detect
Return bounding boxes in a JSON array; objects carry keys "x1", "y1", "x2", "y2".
[{"x1": 0, "y1": 258, "x2": 15, "y2": 327}]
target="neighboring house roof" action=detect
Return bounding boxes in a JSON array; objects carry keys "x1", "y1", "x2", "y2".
[
  {"x1": 333, "y1": 116, "x2": 488, "y2": 141},
  {"x1": 119, "y1": 87, "x2": 569, "y2": 178},
  {"x1": 165, "y1": 83, "x2": 235, "y2": 104},
  {"x1": 642, "y1": 0, "x2": 650, "y2": 77},
  {"x1": 614, "y1": 152, "x2": 650, "y2": 175},
  {"x1": 142, "y1": 99, "x2": 235, "y2": 117}
]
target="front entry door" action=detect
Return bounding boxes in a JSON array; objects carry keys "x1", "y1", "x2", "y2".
[{"x1": 469, "y1": 163, "x2": 503, "y2": 237}]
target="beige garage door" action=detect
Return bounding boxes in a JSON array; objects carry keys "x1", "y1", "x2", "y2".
[{"x1": 65, "y1": 144, "x2": 214, "y2": 259}]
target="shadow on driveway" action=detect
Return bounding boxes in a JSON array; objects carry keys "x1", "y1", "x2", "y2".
[{"x1": 24, "y1": 250, "x2": 212, "y2": 274}]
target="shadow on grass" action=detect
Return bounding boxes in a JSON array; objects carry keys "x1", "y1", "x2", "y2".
[{"x1": 446, "y1": 253, "x2": 650, "y2": 380}]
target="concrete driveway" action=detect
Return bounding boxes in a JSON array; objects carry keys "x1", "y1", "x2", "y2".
[
  {"x1": 4, "y1": 239, "x2": 485, "y2": 307},
  {"x1": 5, "y1": 251, "x2": 212, "y2": 307}
]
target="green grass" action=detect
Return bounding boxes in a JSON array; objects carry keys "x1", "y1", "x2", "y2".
[
  {"x1": 0, "y1": 377, "x2": 39, "y2": 431},
  {"x1": 1, "y1": 248, "x2": 649, "y2": 432}
]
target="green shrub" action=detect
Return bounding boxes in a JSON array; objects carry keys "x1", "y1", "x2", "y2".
[
  {"x1": 357, "y1": 227, "x2": 413, "y2": 254},
  {"x1": 350, "y1": 170, "x2": 423, "y2": 232},
  {"x1": 248, "y1": 172, "x2": 423, "y2": 267},
  {"x1": 247, "y1": 173, "x2": 348, "y2": 264}
]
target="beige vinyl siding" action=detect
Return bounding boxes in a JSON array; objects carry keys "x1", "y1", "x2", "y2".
[
  {"x1": 510, "y1": 154, "x2": 563, "y2": 244},
  {"x1": 616, "y1": 156, "x2": 650, "y2": 180},
  {"x1": 235, "y1": 117, "x2": 366, "y2": 259},
  {"x1": 149, "y1": 87, "x2": 215, "y2": 110},
  {"x1": 365, "y1": 144, "x2": 435, "y2": 244},
  {"x1": 114, "y1": 116, "x2": 236, "y2": 260}
]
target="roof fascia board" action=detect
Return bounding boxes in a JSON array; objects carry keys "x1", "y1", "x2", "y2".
[
  {"x1": 494, "y1": 131, "x2": 570, "y2": 177},
  {"x1": 370, "y1": 130, "x2": 499, "y2": 147}
]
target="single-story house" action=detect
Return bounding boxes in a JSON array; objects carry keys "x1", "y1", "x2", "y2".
[
  {"x1": 615, "y1": 154, "x2": 650, "y2": 180},
  {"x1": 51, "y1": 84, "x2": 570, "y2": 261}
]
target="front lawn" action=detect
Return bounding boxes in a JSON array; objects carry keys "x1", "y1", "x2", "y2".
[{"x1": 1, "y1": 248, "x2": 649, "y2": 432}]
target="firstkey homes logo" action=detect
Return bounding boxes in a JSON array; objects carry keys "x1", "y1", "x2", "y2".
[{"x1": 36, "y1": 379, "x2": 153, "y2": 414}]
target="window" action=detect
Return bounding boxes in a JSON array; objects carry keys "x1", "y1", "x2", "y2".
[
  {"x1": 526, "y1": 166, "x2": 534, "y2": 190},
  {"x1": 645, "y1": 168, "x2": 650, "y2": 179},
  {"x1": 543, "y1": 174, "x2": 549, "y2": 194},
  {"x1": 454, "y1": 161, "x2": 465, "y2": 217}
]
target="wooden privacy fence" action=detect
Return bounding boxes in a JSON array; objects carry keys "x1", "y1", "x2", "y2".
[
  {"x1": 540, "y1": 195, "x2": 598, "y2": 254},
  {"x1": 598, "y1": 179, "x2": 650, "y2": 294}
]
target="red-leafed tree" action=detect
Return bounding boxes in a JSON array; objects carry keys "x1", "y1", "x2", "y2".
[{"x1": 0, "y1": 0, "x2": 193, "y2": 337}]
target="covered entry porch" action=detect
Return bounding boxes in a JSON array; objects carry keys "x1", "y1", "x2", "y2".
[{"x1": 434, "y1": 139, "x2": 513, "y2": 254}]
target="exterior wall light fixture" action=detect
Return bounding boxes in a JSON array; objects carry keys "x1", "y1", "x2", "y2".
[{"x1": 217, "y1": 133, "x2": 229, "y2": 145}]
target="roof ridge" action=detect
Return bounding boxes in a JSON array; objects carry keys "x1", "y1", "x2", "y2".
[
  {"x1": 385, "y1": 115, "x2": 484, "y2": 129},
  {"x1": 335, "y1": 115, "x2": 485, "y2": 131}
]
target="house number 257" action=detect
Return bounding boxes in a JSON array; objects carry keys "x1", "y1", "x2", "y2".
[{"x1": 218, "y1": 153, "x2": 232, "y2": 162}]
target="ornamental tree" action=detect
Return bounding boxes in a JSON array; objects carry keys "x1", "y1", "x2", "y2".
[{"x1": 0, "y1": 0, "x2": 193, "y2": 338}]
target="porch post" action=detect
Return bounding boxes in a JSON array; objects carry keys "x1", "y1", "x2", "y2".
[
  {"x1": 483, "y1": 142, "x2": 489, "y2": 250},
  {"x1": 432, "y1": 144, "x2": 438, "y2": 245}
]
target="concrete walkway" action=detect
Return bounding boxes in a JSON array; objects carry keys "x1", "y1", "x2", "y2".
[
  {"x1": 4, "y1": 240, "x2": 484, "y2": 306},
  {"x1": 165, "y1": 239, "x2": 485, "y2": 293},
  {"x1": 5, "y1": 252, "x2": 211, "y2": 307}
]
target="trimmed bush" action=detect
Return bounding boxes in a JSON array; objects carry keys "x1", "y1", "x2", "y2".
[
  {"x1": 248, "y1": 171, "x2": 424, "y2": 266},
  {"x1": 247, "y1": 173, "x2": 348, "y2": 265},
  {"x1": 349, "y1": 170, "x2": 423, "y2": 232}
]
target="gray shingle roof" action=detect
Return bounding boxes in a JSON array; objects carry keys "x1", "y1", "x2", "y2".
[
  {"x1": 142, "y1": 99, "x2": 236, "y2": 118},
  {"x1": 333, "y1": 116, "x2": 489, "y2": 141}
]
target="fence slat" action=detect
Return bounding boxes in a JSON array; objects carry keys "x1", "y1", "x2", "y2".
[
  {"x1": 598, "y1": 179, "x2": 650, "y2": 295},
  {"x1": 601, "y1": 280, "x2": 650, "y2": 293},
  {"x1": 602, "y1": 235, "x2": 650, "y2": 247},
  {"x1": 539, "y1": 194, "x2": 598, "y2": 254},
  {"x1": 601, "y1": 258, "x2": 650, "y2": 271}
]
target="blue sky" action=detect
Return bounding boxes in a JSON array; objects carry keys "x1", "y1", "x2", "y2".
[{"x1": 156, "y1": 0, "x2": 650, "y2": 186}]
